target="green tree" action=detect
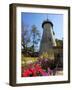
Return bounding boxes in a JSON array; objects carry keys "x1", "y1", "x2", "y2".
[{"x1": 56, "y1": 39, "x2": 63, "y2": 47}]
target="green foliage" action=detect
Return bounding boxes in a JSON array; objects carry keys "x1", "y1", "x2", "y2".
[{"x1": 56, "y1": 39, "x2": 63, "y2": 47}]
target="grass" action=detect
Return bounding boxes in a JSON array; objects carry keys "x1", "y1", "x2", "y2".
[
  {"x1": 21, "y1": 52, "x2": 54, "y2": 66},
  {"x1": 21, "y1": 55, "x2": 38, "y2": 66}
]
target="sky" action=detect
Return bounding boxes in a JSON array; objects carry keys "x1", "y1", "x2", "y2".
[
  {"x1": 21, "y1": 12, "x2": 63, "y2": 40},
  {"x1": 21, "y1": 12, "x2": 63, "y2": 51}
]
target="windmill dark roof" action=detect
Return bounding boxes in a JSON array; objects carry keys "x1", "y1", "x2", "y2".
[{"x1": 42, "y1": 19, "x2": 53, "y2": 28}]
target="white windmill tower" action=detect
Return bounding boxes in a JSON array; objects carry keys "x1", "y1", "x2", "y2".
[{"x1": 40, "y1": 17, "x2": 56, "y2": 59}]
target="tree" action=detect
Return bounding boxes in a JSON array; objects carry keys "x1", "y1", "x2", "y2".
[
  {"x1": 55, "y1": 39, "x2": 63, "y2": 47},
  {"x1": 22, "y1": 24, "x2": 41, "y2": 56},
  {"x1": 31, "y1": 25, "x2": 41, "y2": 53},
  {"x1": 21, "y1": 23, "x2": 30, "y2": 53}
]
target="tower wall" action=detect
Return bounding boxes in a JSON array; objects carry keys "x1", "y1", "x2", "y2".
[
  {"x1": 40, "y1": 22, "x2": 56, "y2": 59},
  {"x1": 43, "y1": 23, "x2": 56, "y2": 46}
]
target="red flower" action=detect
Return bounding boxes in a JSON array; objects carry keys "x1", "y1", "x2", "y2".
[
  {"x1": 34, "y1": 64, "x2": 41, "y2": 71},
  {"x1": 22, "y1": 69, "x2": 32, "y2": 77},
  {"x1": 22, "y1": 63, "x2": 51, "y2": 77},
  {"x1": 34, "y1": 64, "x2": 48, "y2": 76},
  {"x1": 29, "y1": 68, "x2": 37, "y2": 76}
]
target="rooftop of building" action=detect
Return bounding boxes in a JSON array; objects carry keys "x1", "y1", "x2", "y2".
[{"x1": 42, "y1": 19, "x2": 53, "y2": 28}]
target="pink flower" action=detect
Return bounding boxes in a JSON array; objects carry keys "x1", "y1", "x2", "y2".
[{"x1": 47, "y1": 68, "x2": 53, "y2": 75}]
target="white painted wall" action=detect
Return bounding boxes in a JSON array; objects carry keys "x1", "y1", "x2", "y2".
[
  {"x1": 0, "y1": 0, "x2": 72, "y2": 90},
  {"x1": 43, "y1": 23, "x2": 56, "y2": 46}
]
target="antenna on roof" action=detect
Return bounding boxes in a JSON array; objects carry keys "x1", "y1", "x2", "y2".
[{"x1": 47, "y1": 14, "x2": 49, "y2": 21}]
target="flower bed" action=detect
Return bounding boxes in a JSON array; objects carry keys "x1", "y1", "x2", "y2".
[{"x1": 21, "y1": 57, "x2": 58, "y2": 77}]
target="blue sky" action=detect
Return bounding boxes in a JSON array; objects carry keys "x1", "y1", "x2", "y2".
[{"x1": 21, "y1": 12, "x2": 63, "y2": 40}]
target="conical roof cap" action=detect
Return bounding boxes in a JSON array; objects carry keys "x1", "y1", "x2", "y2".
[{"x1": 42, "y1": 19, "x2": 53, "y2": 28}]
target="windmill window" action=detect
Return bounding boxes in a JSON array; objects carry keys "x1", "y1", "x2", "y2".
[
  {"x1": 48, "y1": 37, "x2": 52, "y2": 41},
  {"x1": 53, "y1": 31, "x2": 55, "y2": 35}
]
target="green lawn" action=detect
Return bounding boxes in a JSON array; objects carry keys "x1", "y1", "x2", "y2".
[{"x1": 21, "y1": 55, "x2": 38, "y2": 66}]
